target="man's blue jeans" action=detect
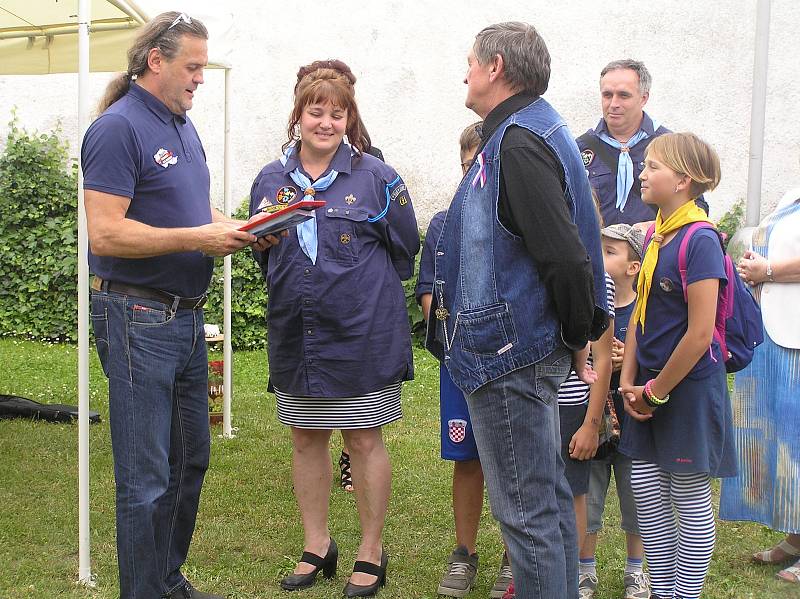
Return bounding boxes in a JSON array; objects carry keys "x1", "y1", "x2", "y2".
[
  {"x1": 465, "y1": 348, "x2": 577, "y2": 599},
  {"x1": 91, "y1": 291, "x2": 210, "y2": 599}
]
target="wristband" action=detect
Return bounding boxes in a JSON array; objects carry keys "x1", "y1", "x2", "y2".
[
  {"x1": 643, "y1": 379, "x2": 669, "y2": 407},
  {"x1": 766, "y1": 261, "x2": 775, "y2": 282}
]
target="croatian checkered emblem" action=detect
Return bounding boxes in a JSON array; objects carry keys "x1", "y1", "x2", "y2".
[{"x1": 448, "y1": 419, "x2": 467, "y2": 444}]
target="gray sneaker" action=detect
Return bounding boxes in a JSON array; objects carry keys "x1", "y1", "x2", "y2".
[
  {"x1": 624, "y1": 570, "x2": 650, "y2": 599},
  {"x1": 490, "y1": 552, "x2": 513, "y2": 599},
  {"x1": 578, "y1": 572, "x2": 598, "y2": 599},
  {"x1": 437, "y1": 545, "x2": 478, "y2": 597}
]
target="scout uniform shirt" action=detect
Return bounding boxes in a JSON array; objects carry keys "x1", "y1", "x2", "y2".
[{"x1": 250, "y1": 142, "x2": 420, "y2": 397}]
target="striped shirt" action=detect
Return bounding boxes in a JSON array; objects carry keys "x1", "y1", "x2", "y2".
[{"x1": 557, "y1": 273, "x2": 616, "y2": 406}]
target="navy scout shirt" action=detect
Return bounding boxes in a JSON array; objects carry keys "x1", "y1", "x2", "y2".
[
  {"x1": 81, "y1": 83, "x2": 214, "y2": 298},
  {"x1": 250, "y1": 142, "x2": 420, "y2": 397},
  {"x1": 636, "y1": 227, "x2": 727, "y2": 380},
  {"x1": 578, "y1": 114, "x2": 709, "y2": 226}
]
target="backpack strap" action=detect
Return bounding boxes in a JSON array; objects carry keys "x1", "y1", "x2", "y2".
[
  {"x1": 577, "y1": 133, "x2": 619, "y2": 174},
  {"x1": 643, "y1": 223, "x2": 656, "y2": 253},
  {"x1": 677, "y1": 222, "x2": 717, "y2": 302}
]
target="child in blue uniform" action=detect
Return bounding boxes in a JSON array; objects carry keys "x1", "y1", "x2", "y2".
[
  {"x1": 579, "y1": 224, "x2": 649, "y2": 599},
  {"x1": 417, "y1": 122, "x2": 512, "y2": 599},
  {"x1": 618, "y1": 133, "x2": 736, "y2": 599}
]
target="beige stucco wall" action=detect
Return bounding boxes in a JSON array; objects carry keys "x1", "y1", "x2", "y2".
[{"x1": 1, "y1": 0, "x2": 798, "y2": 227}]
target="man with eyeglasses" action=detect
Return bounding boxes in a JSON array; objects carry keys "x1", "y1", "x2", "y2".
[{"x1": 82, "y1": 12, "x2": 276, "y2": 599}]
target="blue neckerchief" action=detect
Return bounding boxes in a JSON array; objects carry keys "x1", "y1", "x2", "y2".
[
  {"x1": 280, "y1": 146, "x2": 340, "y2": 264},
  {"x1": 596, "y1": 127, "x2": 649, "y2": 212}
]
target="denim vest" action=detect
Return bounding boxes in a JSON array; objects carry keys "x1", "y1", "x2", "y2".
[{"x1": 429, "y1": 97, "x2": 607, "y2": 395}]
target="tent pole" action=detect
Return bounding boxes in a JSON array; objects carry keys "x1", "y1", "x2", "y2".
[
  {"x1": 222, "y1": 67, "x2": 235, "y2": 439},
  {"x1": 77, "y1": 0, "x2": 94, "y2": 587},
  {"x1": 745, "y1": 0, "x2": 772, "y2": 226}
]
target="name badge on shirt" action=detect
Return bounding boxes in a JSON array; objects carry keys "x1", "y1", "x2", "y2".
[{"x1": 154, "y1": 148, "x2": 178, "y2": 168}]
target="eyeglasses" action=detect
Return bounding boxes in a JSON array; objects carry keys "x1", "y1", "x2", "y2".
[{"x1": 167, "y1": 13, "x2": 192, "y2": 30}]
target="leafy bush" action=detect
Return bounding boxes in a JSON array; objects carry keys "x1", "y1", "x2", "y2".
[
  {"x1": 716, "y1": 199, "x2": 744, "y2": 247},
  {"x1": 0, "y1": 115, "x2": 79, "y2": 341},
  {"x1": 203, "y1": 201, "x2": 269, "y2": 351},
  {"x1": 0, "y1": 114, "x2": 427, "y2": 349}
]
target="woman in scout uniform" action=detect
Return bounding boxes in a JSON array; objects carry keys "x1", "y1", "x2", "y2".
[{"x1": 250, "y1": 64, "x2": 419, "y2": 597}]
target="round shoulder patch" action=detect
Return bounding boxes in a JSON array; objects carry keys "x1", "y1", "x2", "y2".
[{"x1": 581, "y1": 148, "x2": 595, "y2": 167}]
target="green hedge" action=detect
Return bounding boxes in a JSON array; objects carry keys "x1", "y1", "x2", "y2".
[
  {"x1": 0, "y1": 116, "x2": 79, "y2": 341},
  {"x1": 0, "y1": 116, "x2": 427, "y2": 347}
]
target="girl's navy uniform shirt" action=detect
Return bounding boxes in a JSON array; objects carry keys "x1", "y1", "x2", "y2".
[
  {"x1": 250, "y1": 143, "x2": 420, "y2": 397},
  {"x1": 636, "y1": 226, "x2": 727, "y2": 379}
]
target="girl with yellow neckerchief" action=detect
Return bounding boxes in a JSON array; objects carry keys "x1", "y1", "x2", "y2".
[{"x1": 617, "y1": 133, "x2": 736, "y2": 599}]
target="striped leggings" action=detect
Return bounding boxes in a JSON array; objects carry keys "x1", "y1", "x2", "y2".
[{"x1": 630, "y1": 460, "x2": 715, "y2": 599}]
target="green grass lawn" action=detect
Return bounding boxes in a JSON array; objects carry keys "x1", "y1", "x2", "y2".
[{"x1": 0, "y1": 338, "x2": 797, "y2": 598}]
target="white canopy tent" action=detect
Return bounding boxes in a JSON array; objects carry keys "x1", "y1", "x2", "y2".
[{"x1": 0, "y1": 0, "x2": 236, "y2": 584}]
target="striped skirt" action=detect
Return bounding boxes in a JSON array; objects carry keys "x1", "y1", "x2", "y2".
[
  {"x1": 274, "y1": 382, "x2": 403, "y2": 429},
  {"x1": 720, "y1": 332, "x2": 800, "y2": 533}
]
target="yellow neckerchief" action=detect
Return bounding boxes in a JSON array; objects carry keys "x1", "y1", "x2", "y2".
[{"x1": 633, "y1": 201, "x2": 712, "y2": 333}]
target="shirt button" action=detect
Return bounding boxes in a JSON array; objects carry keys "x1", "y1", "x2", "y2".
[
  {"x1": 306, "y1": 329, "x2": 313, "y2": 335},
  {"x1": 345, "y1": 210, "x2": 350, "y2": 215},
  {"x1": 304, "y1": 299, "x2": 312, "y2": 305},
  {"x1": 304, "y1": 268, "x2": 310, "y2": 275}
]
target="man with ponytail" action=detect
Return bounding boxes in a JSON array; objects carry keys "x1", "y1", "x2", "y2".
[{"x1": 81, "y1": 12, "x2": 274, "y2": 599}]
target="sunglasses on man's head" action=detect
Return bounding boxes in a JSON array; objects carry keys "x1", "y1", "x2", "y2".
[{"x1": 167, "y1": 13, "x2": 192, "y2": 30}]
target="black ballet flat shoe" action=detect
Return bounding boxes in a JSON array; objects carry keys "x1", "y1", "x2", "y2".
[
  {"x1": 280, "y1": 538, "x2": 338, "y2": 591},
  {"x1": 343, "y1": 551, "x2": 388, "y2": 597}
]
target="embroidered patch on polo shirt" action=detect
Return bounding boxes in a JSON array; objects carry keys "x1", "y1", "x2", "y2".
[{"x1": 154, "y1": 148, "x2": 178, "y2": 168}]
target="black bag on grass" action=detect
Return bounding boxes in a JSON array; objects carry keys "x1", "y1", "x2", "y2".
[{"x1": 0, "y1": 394, "x2": 100, "y2": 423}]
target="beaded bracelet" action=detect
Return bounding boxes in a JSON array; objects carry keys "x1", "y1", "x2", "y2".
[{"x1": 643, "y1": 379, "x2": 669, "y2": 408}]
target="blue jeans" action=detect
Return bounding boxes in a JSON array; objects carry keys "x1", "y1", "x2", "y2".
[
  {"x1": 465, "y1": 348, "x2": 576, "y2": 599},
  {"x1": 91, "y1": 291, "x2": 210, "y2": 599}
]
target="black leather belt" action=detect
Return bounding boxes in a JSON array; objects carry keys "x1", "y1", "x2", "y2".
[{"x1": 91, "y1": 277, "x2": 207, "y2": 310}]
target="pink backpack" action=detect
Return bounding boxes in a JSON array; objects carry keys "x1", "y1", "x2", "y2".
[{"x1": 644, "y1": 222, "x2": 763, "y2": 372}]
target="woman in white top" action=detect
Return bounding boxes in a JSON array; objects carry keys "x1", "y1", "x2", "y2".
[{"x1": 720, "y1": 187, "x2": 800, "y2": 585}]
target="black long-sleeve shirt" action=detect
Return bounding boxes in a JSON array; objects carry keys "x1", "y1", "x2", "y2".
[{"x1": 479, "y1": 92, "x2": 602, "y2": 348}]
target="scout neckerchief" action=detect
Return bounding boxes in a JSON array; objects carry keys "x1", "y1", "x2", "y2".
[
  {"x1": 634, "y1": 201, "x2": 712, "y2": 333},
  {"x1": 596, "y1": 128, "x2": 649, "y2": 212},
  {"x1": 280, "y1": 147, "x2": 340, "y2": 264}
]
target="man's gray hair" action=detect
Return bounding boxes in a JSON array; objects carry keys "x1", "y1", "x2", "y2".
[
  {"x1": 600, "y1": 59, "x2": 652, "y2": 95},
  {"x1": 473, "y1": 22, "x2": 550, "y2": 96}
]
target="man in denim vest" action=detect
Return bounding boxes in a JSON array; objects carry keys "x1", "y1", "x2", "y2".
[{"x1": 427, "y1": 22, "x2": 609, "y2": 599}]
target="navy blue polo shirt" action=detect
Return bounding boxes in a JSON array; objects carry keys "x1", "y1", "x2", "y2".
[
  {"x1": 81, "y1": 83, "x2": 213, "y2": 297},
  {"x1": 250, "y1": 142, "x2": 420, "y2": 397},
  {"x1": 415, "y1": 210, "x2": 446, "y2": 303},
  {"x1": 636, "y1": 226, "x2": 727, "y2": 380}
]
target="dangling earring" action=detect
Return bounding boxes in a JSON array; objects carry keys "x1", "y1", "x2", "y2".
[{"x1": 674, "y1": 186, "x2": 680, "y2": 194}]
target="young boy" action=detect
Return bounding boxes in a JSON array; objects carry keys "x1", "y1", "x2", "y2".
[
  {"x1": 578, "y1": 223, "x2": 649, "y2": 599},
  {"x1": 417, "y1": 122, "x2": 512, "y2": 599}
]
